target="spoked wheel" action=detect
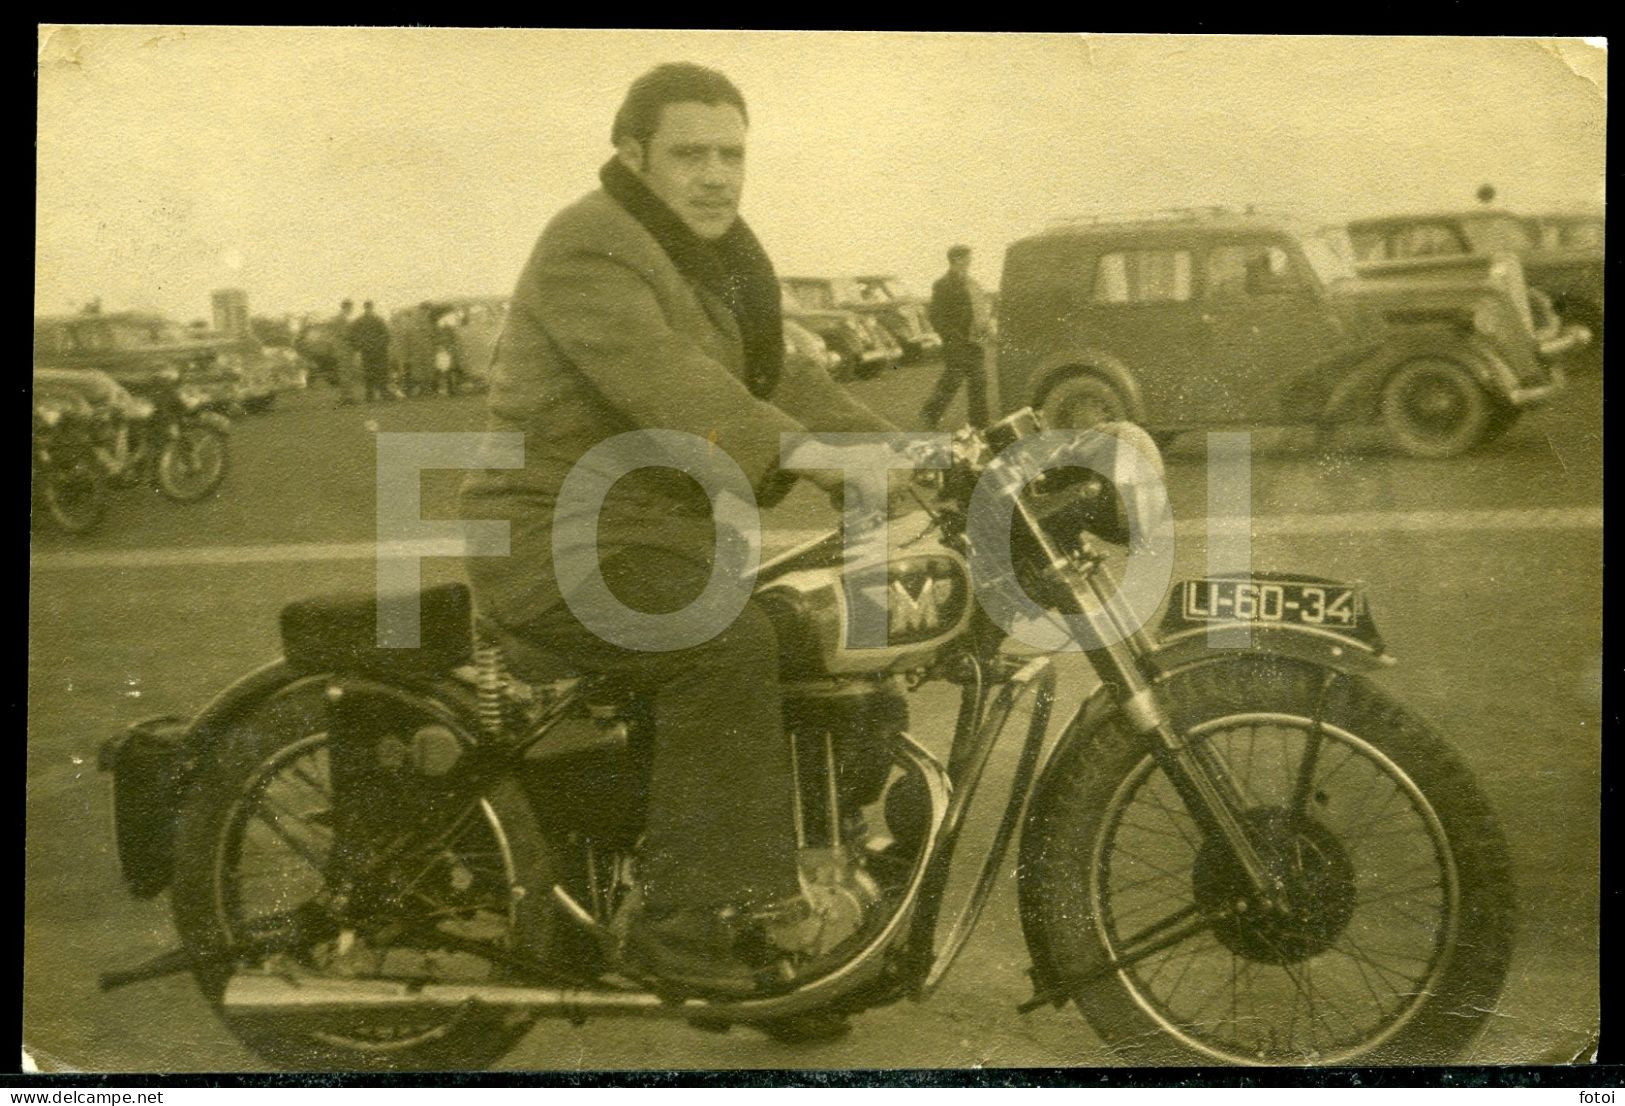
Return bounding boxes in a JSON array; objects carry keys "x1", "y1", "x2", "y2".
[
  {"x1": 1380, "y1": 359, "x2": 1492, "y2": 458},
  {"x1": 170, "y1": 683, "x2": 561, "y2": 1070},
  {"x1": 156, "y1": 425, "x2": 229, "y2": 501},
  {"x1": 1019, "y1": 655, "x2": 1514, "y2": 1066},
  {"x1": 39, "y1": 459, "x2": 108, "y2": 534}
]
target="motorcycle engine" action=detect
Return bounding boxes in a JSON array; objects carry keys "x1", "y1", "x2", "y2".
[{"x1": 776, "y1": 680, "x2": 909, "y2": 955}]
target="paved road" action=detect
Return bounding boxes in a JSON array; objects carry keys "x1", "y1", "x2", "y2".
[{"x1": 24, "y1": 363, "x2": 1601, "y2": 1071}]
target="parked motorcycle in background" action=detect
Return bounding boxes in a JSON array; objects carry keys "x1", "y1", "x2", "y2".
[
  {"x1": 100, "y1": 410, "x2": 1515, "y2": 1069},
  {"x1": 122, "y1": 366, "x2": 233, "y2": 502},
  {"x1": 33, "y1": 390, "x2": 113, "y2": 534}
]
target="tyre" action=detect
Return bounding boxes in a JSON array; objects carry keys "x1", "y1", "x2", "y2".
[
  {"x1": 1379, "y1": 359, "x2": 1493, "y2": 458},
  {"x1": 156, "y1": 425, "x2": 229, "y2": 502},
  {"x1": 169, "y1": 681, "x2": 562, "y2": 1070},
  {"x1": 39, "y1": 459, "x2": 108, "y2": 534},
  {"x1": 1041, "y1": 374, "x2": 1128, "y2": 432},
  {"x1": 1017, "y1": 654, "x2": 1515, "y2": 1066}
]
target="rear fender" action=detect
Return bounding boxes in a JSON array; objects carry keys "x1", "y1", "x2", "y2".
[
  {"x1": 97, "y1": 659, "x2": 298, "y2": 899},
  {"x1": 101, "y1": 659, "x2": 486, "y2": 899}
]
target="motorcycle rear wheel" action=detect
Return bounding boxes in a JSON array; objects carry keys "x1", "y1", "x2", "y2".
[
  {"x1": 156, "y1": 425, "x2": 229, "y2": 502},
  {"x1": 170, "y1": 683, "x2": 560, "y2": 1070},
  {"x1": 40, "y1": 459, "x2": 109, "y2": 534},
  {"x1": 1018, "y1": 654, "x2": 1515, "y2": 1066}
]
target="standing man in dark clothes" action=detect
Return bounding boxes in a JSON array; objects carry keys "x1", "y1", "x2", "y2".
[
  {"x1": 348, "y1": 300, "x2": 393, "y2": 403},
  {"x1": 921, "y1": 244, "x2": 991, "y2": 430}
]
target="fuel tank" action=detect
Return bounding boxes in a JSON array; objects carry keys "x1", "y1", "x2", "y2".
[{"x1": 756, "y1": 525, "x2": 973, "y2": 678}]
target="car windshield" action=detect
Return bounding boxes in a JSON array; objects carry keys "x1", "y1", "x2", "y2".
[
  {"x1": 857, "y1": 277, "x2": 914, "y2": 302},
  {"x1": 1461, "y1": 214, "x2": 1533, "y2": 254},
  {"x1": 786, "y1": 282, "x2": 835, "y2": 311},
  {"x1": 1303, "y1": 229, "x2": 1360, "y2": 283}
]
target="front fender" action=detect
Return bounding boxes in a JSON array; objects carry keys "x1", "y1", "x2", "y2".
[
  {"x1": 1015, "y1": 628, "x2": 1393, "y2": 1000},
  {"x1": 1322, "y1": 324, "x2": 1504, "y2": 423}
]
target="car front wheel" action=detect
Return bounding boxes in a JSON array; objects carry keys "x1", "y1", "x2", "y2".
[{"x1": 1379, "y1": 358, "x2": 1493, "y2": 459}]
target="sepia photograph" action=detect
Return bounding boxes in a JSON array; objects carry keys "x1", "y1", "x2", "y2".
[{"x1": 28, "y1": 28, "x2": 1604, "y2": 1074}]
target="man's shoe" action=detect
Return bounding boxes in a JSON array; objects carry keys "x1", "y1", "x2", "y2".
[{"x1": 621, "y1": 906, "x2": 769, "y2": 998}]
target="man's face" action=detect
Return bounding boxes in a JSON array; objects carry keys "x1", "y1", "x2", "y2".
[
  {"x1": 622, "y1": 101, "x2": 746, "y2": 240},
  {"x1": 950, "y1": 253, "x2": 972, "y2": 276}
]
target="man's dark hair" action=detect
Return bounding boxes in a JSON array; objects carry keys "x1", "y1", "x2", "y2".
[
  {"x1": 341, "y1": 299, "x2": 354, "y2": 311},
  {"x1": 612, "y1": 63, "x2": 748, "y2": 147},
  {"x1": 363, "y1": 300, "x2": 375, "y2": 312},
  {"x1": 948, "y1": 245, "x2": 972, "y2": 262}
]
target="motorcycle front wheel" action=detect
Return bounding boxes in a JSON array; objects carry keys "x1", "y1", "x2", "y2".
[
  {"x1": 170, "y1": 682, "x2": 561, "y2": 1070},
  {"x1": 155, "y1": 425, "x2": 229, "y2": 502},
  {"x1": 1018, "y1": 654, "x2": 1515, "y2": 1066},
  {"x1": 39, "y1": 459, "x2": 109, "y2": 534}
]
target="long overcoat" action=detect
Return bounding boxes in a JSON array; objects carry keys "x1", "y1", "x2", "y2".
[{"x1": 460, "y1": 188, "x2": 893, "y2": 628}]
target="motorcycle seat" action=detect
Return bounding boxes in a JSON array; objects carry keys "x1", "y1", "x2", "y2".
[
  {"x1": 475, "y1": 617, "x2": 583, "y2": 684},
  {"x1": 280, "y1": 583, "x2": 474, "y2": 678}
]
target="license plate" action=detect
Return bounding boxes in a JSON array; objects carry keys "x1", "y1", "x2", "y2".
[{"x1": 1178, "y1": 578, "x2": 1364, "y2": 629}]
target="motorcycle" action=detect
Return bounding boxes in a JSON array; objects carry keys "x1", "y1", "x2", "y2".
[
  {"x1": 33, "y1": 392, "x2": 112, "y2": 534},
  {"x1": 99, "y1": 409, "x2": 1514, "y2": 1069},
  {"x1": 115, "y1": 368, "x2": 233, "y2": 502}
]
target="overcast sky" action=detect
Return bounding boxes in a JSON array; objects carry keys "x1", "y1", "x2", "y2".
[{"x1": 35, "y1": 29, "x2": 1606, "y2": 323}]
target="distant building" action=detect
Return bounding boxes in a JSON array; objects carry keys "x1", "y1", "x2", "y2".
[{"x1": 211, "y1": 288, "x2": 250, "y2": 337}]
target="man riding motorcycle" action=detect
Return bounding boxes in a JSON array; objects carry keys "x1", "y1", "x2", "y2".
[{"x1": 458, "y1": 63, "x2": 901, "y2": 999}]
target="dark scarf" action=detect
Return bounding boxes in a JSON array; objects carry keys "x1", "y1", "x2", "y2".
[{"x1": 600, "y1": 157, "x2": 782, "y2": 399}]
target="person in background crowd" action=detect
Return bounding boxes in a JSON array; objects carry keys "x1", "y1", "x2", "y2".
[
  {"x1": 921, "y1": 244, "x2": 992, "y2": 430},
  {"x1": 458, "y1": 62, "x2": 900, "y2": 1011},
  {"x1": 348, "y1": 300, "x2": 394, "y2": 403},
  {"x1": 332, "y1": 299, "x2": 361, "y2": 406},
  {"x1": 392, "y1": 302, "x2": 439, "y2": 398}
]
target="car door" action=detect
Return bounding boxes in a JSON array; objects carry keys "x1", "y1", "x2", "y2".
[
  {"x1": 1082, "y1": 245, "x2": 1208, "y2": 422},
  {"x1": 1199, "y1": 238, "x2": 1346, "y2": 424}
]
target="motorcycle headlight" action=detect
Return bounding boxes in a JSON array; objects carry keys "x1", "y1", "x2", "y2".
[
  {"x1": 1041, "y1": 422, "x2": 1170, "y2": 551},
  {"x1": 177, "y1": 386, "x2": 208, "y2": 411}
]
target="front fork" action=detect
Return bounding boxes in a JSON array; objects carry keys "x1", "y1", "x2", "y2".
[{"x1": 1015, "y1": 501, "x2": 1284, "y2": 905}]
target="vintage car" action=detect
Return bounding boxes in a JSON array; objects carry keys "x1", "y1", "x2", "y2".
[
  {"x1": 784, "y1": 317, "x2": 844, "y2": 378},
  {"x1": 791, "y1": 275, "x2": 942, "y2": 362},
  {"x1": 1349, "y1": 209, "x2": 1604, "y2": 347},
  {"x1": 996, "y1": 208, "x2": 1565, "y2": 457},
  {"x1": 779, "y1": 282, "x2": 902, "y2": 382},
  {"x1": 1341, "y1": 223, "x2": 1590, "y2": 365},
  {"x1": 33, "y1": 311, "x2": 247, "y2": 410}
]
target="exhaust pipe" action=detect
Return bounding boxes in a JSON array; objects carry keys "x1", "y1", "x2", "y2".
[{"x1": 222, "y1": 972, "x2": 684, "y2": 1019}]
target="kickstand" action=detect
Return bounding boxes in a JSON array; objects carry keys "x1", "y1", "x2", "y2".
[{"x1": 99, "y1": 946, "x2": 192, "y2": 992}]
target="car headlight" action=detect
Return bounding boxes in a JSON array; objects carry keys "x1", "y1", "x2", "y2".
[{"x1": 37, "y1": 406, "x2": 62, "y2": 429}]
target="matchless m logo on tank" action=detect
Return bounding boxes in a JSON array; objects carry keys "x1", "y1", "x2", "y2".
[{"x1": 886, "y1": 556, "x2": 969, "y2": 644}]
